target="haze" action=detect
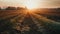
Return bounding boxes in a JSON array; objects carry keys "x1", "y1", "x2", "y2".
[{"x1": 0, "y1": 0, "x2": 60, "y2": 8}]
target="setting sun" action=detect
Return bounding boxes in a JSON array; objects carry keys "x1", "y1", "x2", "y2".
[
  {"x1": 25, "y1": 3, "x2": 36, "y2": 9},
  {"x1": 23, "y1": 0, "x2": 37, "y2": 9}
]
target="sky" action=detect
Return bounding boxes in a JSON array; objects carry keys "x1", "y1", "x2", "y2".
[{"x1": 0, "y1": 0, "x2": 60, "y2": 8}]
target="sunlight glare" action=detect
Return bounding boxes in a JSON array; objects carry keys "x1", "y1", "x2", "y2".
[{"x1": 23, "y1": 0, "x2": 37, "y2": 9}]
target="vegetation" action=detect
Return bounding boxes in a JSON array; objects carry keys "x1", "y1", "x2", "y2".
[{"x1": 0, "y1": 7, "x2": 60, "y2": 34}]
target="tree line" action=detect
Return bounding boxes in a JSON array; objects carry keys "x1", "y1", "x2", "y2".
[{"x1": 0, "y1": 6, "x2": 27, "y2": 10}]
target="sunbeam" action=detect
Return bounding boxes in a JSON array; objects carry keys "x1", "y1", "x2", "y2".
[
  {"x1": 29, "y1": 11, "x2": 50, "y2": 34},
  {"x1": 31, "y1": 13, "x2": 60, "y2": 24}
]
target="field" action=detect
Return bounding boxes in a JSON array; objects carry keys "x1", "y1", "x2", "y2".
[{"x1": 0, "y1": 9, "x2": 60, "y2": 34}]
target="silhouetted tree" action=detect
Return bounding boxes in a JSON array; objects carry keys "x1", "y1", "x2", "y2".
[
  {"x1": 6, "y1": 6, "x2": 17, "y2": 10},
  {"x1": 0, "y1": 7, "x2": 1, "y2": 10},
  {"x1": 17, "y1": 7, "x2": 27, "y2": 10}
]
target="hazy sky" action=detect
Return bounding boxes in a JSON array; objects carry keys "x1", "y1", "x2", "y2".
[{"x1": 0, "y1": 0, "x2": 60, "y2": 8}]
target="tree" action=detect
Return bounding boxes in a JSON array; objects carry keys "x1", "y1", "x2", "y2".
[
  {"x1": 6, "y1": 6, "x2": 17, "y2": 10},
  {"x1": 0, "y1": 7, "x2": 1, "y2": 10}
]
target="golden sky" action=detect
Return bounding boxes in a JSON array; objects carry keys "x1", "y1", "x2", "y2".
[{"x1": 0, "y1": 0, "x2": 60, "y2": 8}]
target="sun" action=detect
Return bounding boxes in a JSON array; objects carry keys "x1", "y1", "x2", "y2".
[
  {"x1": 25, "y1": 2, "x2": 36, "y2": 9},
  {"x1": 23, "y1": 0, "x2": 37, "y2": 10},
  {"x1": 25, "y1": 3, "x2": 35, "y2": 9}
]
